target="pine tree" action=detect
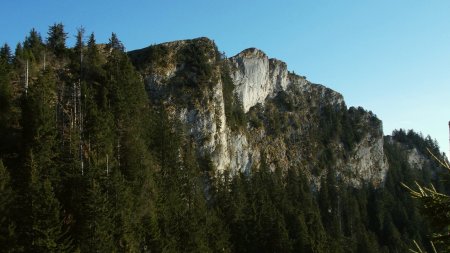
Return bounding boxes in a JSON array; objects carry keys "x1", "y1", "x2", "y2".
[
  {"x1": 403, "y1": 153, "x2": 450, "y2": 253},
  {"x1": 29, "y1": 154, "x2": 72, "y2": 252},
  {"x1": 47, "y1": 23, "x2": 68, "y2": 58},
  {"x1": 17, "y1": 67, "x2": 72, "y2": 251},
  {"x1": 0, "y1": 43, "x2": 12, "y2": 64},
  {"x1": 103, "y1": 41, "x2": 148, "y2": 179},
  {"x1": 84, "y1": 33, "x2": 104, "y2": 78},
  {"x1": 75, "y1": 27, "x2": 85, "y2": 55},
  {"x1": 22, "y1": 69, "x2": 59, "y2": 182},
  {"x1": 217, "y1": 171, "x2": 250, "y2": 252},
  {"x1": 81, "y1": 178, "x2": 115, "y2": 252},
  {"x1": 284, "y1": 168, "x2": 314, "y2": 252},
  {"x1": 13, "y1": 42, "x2": 24, "y2": 70},
  {"x1": 0, "y1": 44, "x2": 13, "y2": 129},
  {"x1": 23, "y1": 28, "x2": 45, "y2": 64},
  {"x1": 0, "y1": 160, "x2": 17, "y2": 251},
  {"x1": 108, "y1": 32, "x2": 125, "y2": 52},
  {"x1": 72, "y1": 26, "x2": 85, "y2": 73},
  {"x1": 109, "y1": 169, "x2": 142, "y2": 252}
]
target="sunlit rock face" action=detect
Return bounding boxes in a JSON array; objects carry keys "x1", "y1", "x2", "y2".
[
  {"x1": 229, "y1": 48, "x2": 289, "y2": 112},
  {"x1": 345, "y1": 132, "x2": 388, "y2": 187},
  {"x1": 129, "y1": 37, "x2": 388, "y2": 187}
]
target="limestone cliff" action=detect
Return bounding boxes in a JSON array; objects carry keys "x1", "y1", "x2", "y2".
[
  {"x1": 129, "y1": 37, "x2": 388, "y2": 187},
  {"x1": 385, "y1": 132, "x2": 443, "y2": 173},
  {"x1": 229, "y1": 48, "x2": 290, "y2": 112}
]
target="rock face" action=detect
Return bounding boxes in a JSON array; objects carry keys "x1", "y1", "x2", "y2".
[
  {"x1": 129, "y1": 37, "x2": 388, "y2": 187},
  {"x1": 229, "y1": 48, "x2": 289, "y2": 112},
  {"x1": 406, "y1": 147, "x2": 429, "y2": 170},
  {"x1": 384, "y1": 134, "x2": 436, "y2": 172},
  {"x1": 345, "y1": 133, "x2": 388, "y2": 187}
]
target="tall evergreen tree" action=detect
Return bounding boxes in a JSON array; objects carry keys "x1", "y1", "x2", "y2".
[
  {"x1": 404, "y1": 154, "x2": 450, "y2": 252},
  {"x1": 0, "y1": 43, "x2": 12, "y2": 64},
  {"x1": 0, "y1": 44, "x2": 13, "y2": 129},
  {"x1": 23, "y1": 28, "x2": 45, "y2": 64},
  {"x1": 17, "y1": 68, "x2": 71, "y2": 252},
  {"x1": 0, "y1": 160, "x2": 17, "y2": 251},
  {"x1": 47, "y1": 23, "x2": 68, "y2": 58},
  {"x1": 22, "y1": 69, "x2": 59, "y2": 182},
  {"x1": 80, "y1": 178, "x2": 115, "y2": 253},
  {"x1": 29, "y1": 154, "x2": 72, "y2": 252},
  {"x1": 108, "y1": 32, "x2": 125, "y2": 52},
  {"x1": 72, "y1": 26, "x2": 85, "y2": 73}
]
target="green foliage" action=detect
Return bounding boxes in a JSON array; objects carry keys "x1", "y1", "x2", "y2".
[
  {"x1": 23, "y1": 28, "x2": 45, "y2": 64},
  {"x1": 83, "y1": 178, "x2": 115, "y2": 252},
  {"x1": 22, "y1": 69, "x2": 59, "y2": 182},
  {"x1": 127, "y1": 43, "x2": 170, "y2": 72},
  {"x1": 107, "y1": 32, "x2": 125, "y2": 52},
  {"x1": 0, "y1": 160, "x2": 17, "y2": 251},
  {"x1": 47, "y1": 23, "x2": 68, "y2": 58},
  {"x1": 0, "y1": 43, "x2": 13, "y2": 64},
  {"x1": 178, "y1": 39, "x2": 214, "y2": 88},
  {"x1": 403, "y1": 150, "x2": 450, "y2": 253},
  {"x1": 0, "y1": 45, "x2": 13, "y2": 128},
  {"x1": 392, "y1": 129, "x2": 442, "y2": 163},
  {"x1": 221, "y1": 61, "x2": 246, "y2": 131},
  {"x1": 30, "y1": 161, "x2": 72, "y2": 252},
  {"x1": 0, "y1": 25, "x2": 442, "y2": 253}
]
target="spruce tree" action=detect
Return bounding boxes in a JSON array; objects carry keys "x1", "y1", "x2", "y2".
[
  {"x1": 108, "y1": 32, "x2": 125, "y2": 52},
  {"x1": 0, "y1": 44, "x2": 13, "y2": 129},
  {"x1": 22, "y1": 69, "x2": 59, "y2": 182},
  {"x1": 404, "y1": 154, "x2": 450, "y2": 252},
  {"x1": 47, "y1": 23, "x2": 67, "y2": 58},
  {"x1": 81, "y1": 178, "x2": 115, "y2": 253},
  {"x1": 23, "y1": 28, "x2": 45, "y2": 64},
  {"x1": 71, "y1": 26, "x2": 85, "y2": 73},
  {"x1": 0, "y1": 43, "x2": 12, "y2": 64},
  {"x1": 29, "y1": 154, "x2": 72, "y2": 252},
  {"x1": 0, "y1": 160, "x2": 17, "y2": 251},
  {"x1": 18, "y1": 68, "x2": 71, "y2": 252}
]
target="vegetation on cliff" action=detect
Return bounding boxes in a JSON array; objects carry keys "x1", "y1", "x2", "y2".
[{"x1": 0, "y1": 25, "x2": 447, "y2": 252}]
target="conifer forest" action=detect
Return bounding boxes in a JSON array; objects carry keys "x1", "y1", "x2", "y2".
[{"x1": 0, "y1": 24, "x2": 448, "y2": 252}]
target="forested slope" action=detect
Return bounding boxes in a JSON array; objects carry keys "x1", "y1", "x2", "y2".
[{"x1": 0, "y1": 24, "x2": 447, "y2": 252}]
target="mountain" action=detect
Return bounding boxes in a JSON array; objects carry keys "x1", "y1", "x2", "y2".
[
  {"x1": 129, "y1": 37, "x2": 388, "y2": 188},
  {"x1": 0, "y1": 28, "x2": 448, "y2": 252}
]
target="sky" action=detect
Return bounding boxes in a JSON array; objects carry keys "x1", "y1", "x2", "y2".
[{"x1": 1, "y1": 0, "x2": 449, "y2": 155}]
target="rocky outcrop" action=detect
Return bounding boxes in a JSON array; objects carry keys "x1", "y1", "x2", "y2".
[
  {"x1": 385, "y1": 135, "x2": 434, "y2": 171},
  {"x1": 345, "y1": 133, "x2": 388, "y2": 187},
  {"x1": 129, "y1": 37, "x2": 389, "y2": 188},
  {"x1": 177, "y1": 78, "x2": 230, "y2": 172},
  {"x1": 406, "y1": 147, "x2": 429, "y2": 170},
  {"x1": 229, "y1": 48, "x2": 289, "y2": 112}
]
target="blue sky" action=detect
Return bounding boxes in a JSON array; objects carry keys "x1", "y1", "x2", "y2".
[{"x1": 1, "y1": 0, "x2": 449, "y2": 155}]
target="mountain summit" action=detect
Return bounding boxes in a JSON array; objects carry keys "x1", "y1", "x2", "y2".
[{"x1": 129, "y1": 37, "x2": 387, "y2": 187}]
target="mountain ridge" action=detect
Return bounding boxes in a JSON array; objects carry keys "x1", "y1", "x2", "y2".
[
  {"x1": 1, "y1": 28, "x2": 446, "y2": 251},
  {"x1": 128, "y1": 37, "x2": 388, "y2": 187}
]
